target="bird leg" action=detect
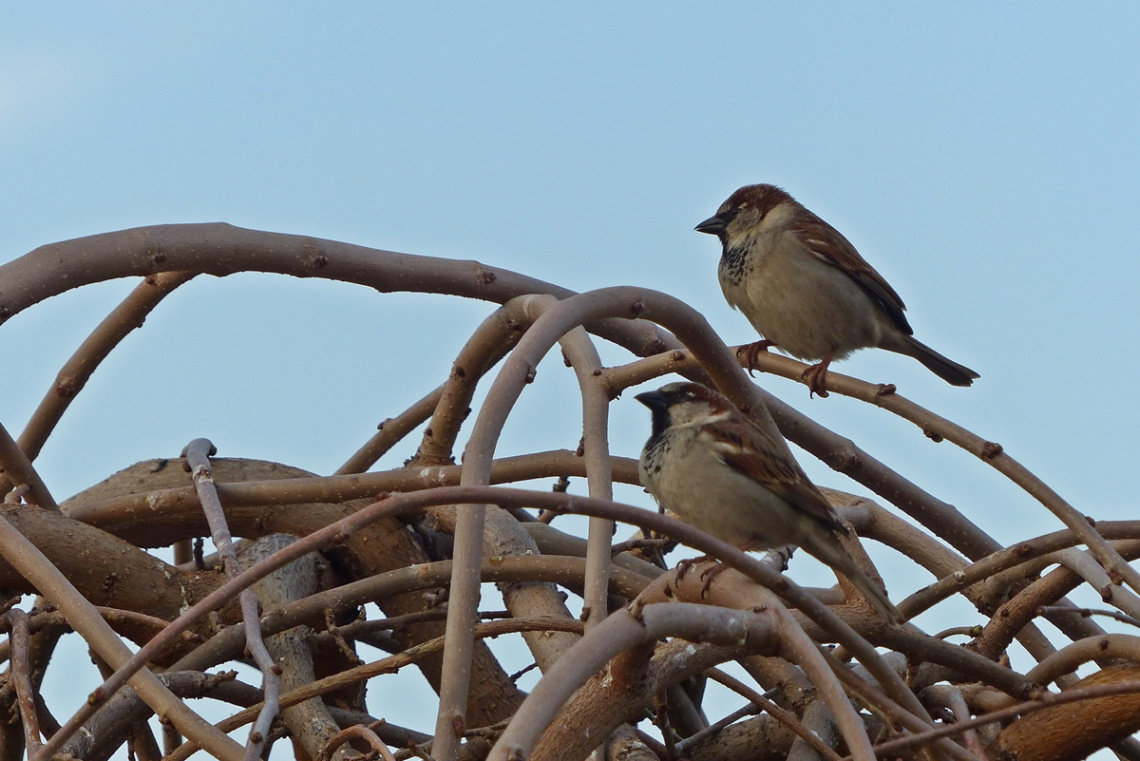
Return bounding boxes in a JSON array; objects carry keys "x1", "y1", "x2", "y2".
[
  {"x1": 674, "y1": 555, "x2": 714, "y2": 582},
  {"x1": 696, "y1": 539, "x2": 767, "y2": 597},
  {"x1": 735, "y1": 340, "x2": 775, "y2": 376},
  {"x1": 697, "y1": 561, "x2": 732, "y2": 597},
  {"x1": 674, "y1": 556, "x2": 727, "y2": 599},
  {"x1": 801, "y1": 348, "x2": 837, "y2": 398},
  {"x1": 766, "y1": 546, "x2": 794, "y2": 571}
]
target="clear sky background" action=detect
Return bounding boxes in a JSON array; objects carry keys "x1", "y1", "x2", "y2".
[{"x1": 2, "y1": 3, "x2": 1139, "y2": 757}]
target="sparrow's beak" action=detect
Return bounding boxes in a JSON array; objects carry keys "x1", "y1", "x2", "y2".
[
  {"x1": 634, "y1": 390, "x2": 668, "y2": 411},
  {"x1": 695, "y1": 212, "x2": 732, "y2": 238}
]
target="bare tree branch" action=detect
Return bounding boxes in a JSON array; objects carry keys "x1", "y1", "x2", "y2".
[
  {"x1": 14, "y1": 271, "x2": 196, "y2": 466},
  {"x1": 2, "y1": 225, "x2": 1137, "y2": 761},
  {"x1": 0, "y1": 509, "x2": 243, "y2": 761},
  {"x1": 0, "y1": 422, "x2": 57, "y2": 512}
]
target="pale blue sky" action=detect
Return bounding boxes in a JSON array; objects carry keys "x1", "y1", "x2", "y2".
[{"x1": 2, "y1": 3, "x2": 1138, "y2": 754}]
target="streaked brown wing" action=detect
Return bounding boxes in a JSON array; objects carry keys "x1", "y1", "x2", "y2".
[
  {"x1": 700, "y1": 418, "x2": 847, "y2": 534},
  {"x1": 791, "y1": 212, "x2": 912, "y2": 335}
]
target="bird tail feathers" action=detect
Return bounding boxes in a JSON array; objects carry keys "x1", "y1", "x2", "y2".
[{"x1": 892, "y1": 335, "x2": 979, "y2": 387}]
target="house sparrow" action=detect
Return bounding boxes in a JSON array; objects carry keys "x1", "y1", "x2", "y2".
[
  {"x1": 636, "y1": 381, "x2": 900, "y2": 623},
  {"x1": 696, "y1": 183, "x2": 978, "y2": 396}
]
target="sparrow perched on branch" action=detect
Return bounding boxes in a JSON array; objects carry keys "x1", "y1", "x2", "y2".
[
  {"x1": 695, "y1": 184, "x2": 978, "y2": 396},
  {"x1": 636, "y1": 381, "x2": 900, "y2": 623}
]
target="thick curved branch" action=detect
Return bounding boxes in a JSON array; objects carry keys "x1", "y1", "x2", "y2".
[
  {"x1": 0, "y1": 510, "x2": 243, "y2": 761},
  {"x1": 1025, "y1": 634, "x2": 1140, "y2": 687},
  {"x1": 436, "y1": 291, "x2": 652, "y2": 760},
  {"x1": 0, "y1": 225, "x2": 1006, "y2": 568},
  {"x1": 0, "y1": 223, "x2": 672, "y2": 356},
  {"x1": 51, "y1": 484, "x2": 928, "y2": 761},
  {"x1": 515, "y1": 295, "x2": 616, "y2": 630},
  {"x1": 991, "y1": 665, "x2": 1140, "y2": 761},
  {"x1": 454, "y1": 288, "x2": 938, "y2": 716},
  {"x1": 488, "y1": 604, "x2": 791, "y2": 761}
]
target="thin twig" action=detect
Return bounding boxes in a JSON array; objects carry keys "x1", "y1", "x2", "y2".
[
  {"x1": 408, "y1": 297, "x2": 534, "y2": 467},
  {"x1": 169, "y1": 553, "x2": 650, "y2": 680},
  {"x1": 673, "y1": 698, "x2": 762, "y2": 753},
  {"x1": 825, "y1": 656, "x2": 982, "y2": 761},
  {"x1": 68, "y1": 449, "x2": 642, "y2": 535},
  {"x1": 337, "y1": 386, "x2": 444, "y2": 475},
  {"x1": 704, "y1": 669, "x2": 841, "y2": 761},
  {"x1": 183, "y1": 438, "x2": 279, "y2": 761},
  {"x1": 16, "y1": 271, "x2": 196, "y2": 463},
  {"x1": 0, "y1": 421, "x2": 57, "y2": 511},
  {"x1": 900, "y1": 521, "x2": 1140, "y2": 617},
  {"x1": 319, "y1": 724, "x2": 396, "y2": 761},
  {"x1": 0, "y1": 223, "x2": 676, "y2": 363},
  {"x1": 921, "y1": 685, "x2": 989, "y2": 759},
  {"x1": 4, "y1": 609, "x2": 43, "y2": 754},
  {"x1": 1039, "y1": 604, "x2": 1140, "y2": 631}
]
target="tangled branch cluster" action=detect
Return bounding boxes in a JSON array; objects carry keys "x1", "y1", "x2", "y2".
[{"x1": 0, "y1": 224, "x2": 1138, "y2": 761}]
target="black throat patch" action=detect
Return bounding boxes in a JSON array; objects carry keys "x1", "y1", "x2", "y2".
[{"x1": 720, "y1": 245, "x2": 750, "y2": 285}]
